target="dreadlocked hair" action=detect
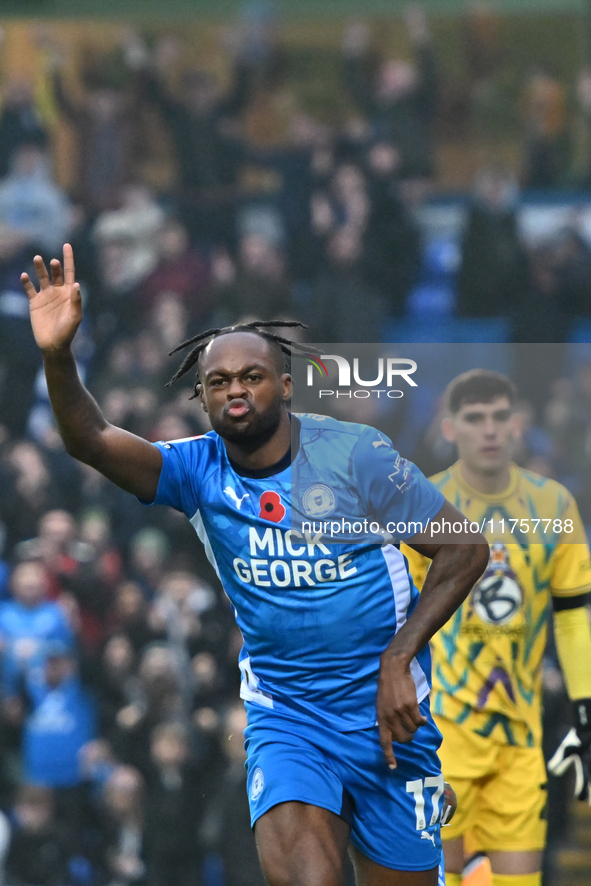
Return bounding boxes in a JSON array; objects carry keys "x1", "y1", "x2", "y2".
[{"x1": 166, "y1": 320, "x2": 321, "y2": 399}]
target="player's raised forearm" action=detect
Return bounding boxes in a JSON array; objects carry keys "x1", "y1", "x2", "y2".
[
  {"x1": 41, "y1": 342, "x2": 164, "y2": 501},
  {"x1": 42, "y1": 346, "x2": 108, "y2": 460},
  {"x1": 41, "y1": 344, "x2": 162, "y2": 499}
]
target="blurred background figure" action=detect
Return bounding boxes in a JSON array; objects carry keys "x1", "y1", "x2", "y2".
[
  {"x1": 521, "y1": 67, "x2": 570, "y2": 189},
  {"x1": 342, "y1": 7, "x2": 438, "y2": 184},
  {"x1": 142, "y1": 722, "x2": 215, "y2": 886},
  {"x1": 5, "y1": 785, "x2": 71, "y2": 886},
  {"x1": 0, "y1": 559, "x2": 75, "y2": 700},
  {"x1": 49, "y1": 38, "x2": 143, "y2": 213},
  {"x1": 457, "y1": 165, "x2": 528, "y2": 318},
  {"x1": 200, "y1": 703, "x2": 266, "y2": 886},
  {"x1": 0, "y1": 79, "x2": 49, "y2": 180},
  {"x1": 0, "y1": 143, "x2": 72, "y2": 253},
  {"x1": 99, "y1": 765, "x2": 146, "y2": 886}
]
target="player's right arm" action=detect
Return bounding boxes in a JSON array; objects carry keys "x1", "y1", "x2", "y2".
[{"x1": 22, "y1": 245, "x2": 163, "y2": 502}]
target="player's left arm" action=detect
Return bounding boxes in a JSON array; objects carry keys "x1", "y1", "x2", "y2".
[
  {"x1": 377, "y1": 499, "x2": 489, "y2": 767},
  {"x1": 352, "y1": 429, "x2": 488, "y2": 766},
  {"x1": 547, "y1": 492, "x2": 591, "y2": 801}
]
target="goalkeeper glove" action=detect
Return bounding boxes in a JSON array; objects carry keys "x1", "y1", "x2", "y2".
[{"x1": 548, "y1": 699, "x2": 591, "y2": 804}]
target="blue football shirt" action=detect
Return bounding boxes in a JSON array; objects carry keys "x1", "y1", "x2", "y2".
[
  {"x1": 144, "y1": 414, "x2": 444, "y2": 731},
  {"x1": 0, "y1": 600, "x2": 75, "y2": 695}
]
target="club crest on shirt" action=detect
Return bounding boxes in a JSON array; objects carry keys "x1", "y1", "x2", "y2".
[
  {"x1": 302, "y1": 484, "x2": 336, "y2": 517},
  {"x1": 471, "y1": 543, "x2": 523, "y2": 626},
  {"x1": 251, "y1": 767, "x2": 264, "y2": 800}
]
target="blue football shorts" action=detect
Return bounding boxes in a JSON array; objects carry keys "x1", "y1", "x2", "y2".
[{"x1": 244, "y1": 698, "x2": 445, "y2": 872}]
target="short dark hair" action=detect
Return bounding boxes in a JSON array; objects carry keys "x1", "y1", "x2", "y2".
[{"x1": 445, "y1": 369, "x2": 517, "y2": 414}]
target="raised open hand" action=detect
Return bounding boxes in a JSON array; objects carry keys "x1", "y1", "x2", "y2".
[{"x1": 21, "y1": 244, "x2": 82, "y2": 352}]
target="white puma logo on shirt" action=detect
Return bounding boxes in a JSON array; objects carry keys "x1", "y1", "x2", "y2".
[
  {"x1": 224, "y1": 486, "x2": 250, "y2": 510},
  {"x1": 421, "y1": 831, "x2": 436, "y2": 847}
]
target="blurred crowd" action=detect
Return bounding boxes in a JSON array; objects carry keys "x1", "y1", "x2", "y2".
[{"x1": 0, "y1": 5, "x2": 591, "y2": 886}]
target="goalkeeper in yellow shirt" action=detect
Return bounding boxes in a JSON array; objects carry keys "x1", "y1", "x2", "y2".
[{"x1": 403, "y1": 369, "x2": 591, "y2": 886}]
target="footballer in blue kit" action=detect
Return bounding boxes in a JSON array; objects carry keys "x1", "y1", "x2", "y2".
[{"x1": 23, "y1": 244, "x2": 489, "y2": 886}]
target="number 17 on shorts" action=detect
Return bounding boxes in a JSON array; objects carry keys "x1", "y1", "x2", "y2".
[{"x1": 406, "y1": 775, "x2": 445, "y2": 831}]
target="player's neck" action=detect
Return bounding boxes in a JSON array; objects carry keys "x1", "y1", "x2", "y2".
[
  {"x1": 458, "y1": 460, "x2": 512, "y2": 495},
  {"x1": 224, "y1": 410, "x2": 292, "y2": 471}
]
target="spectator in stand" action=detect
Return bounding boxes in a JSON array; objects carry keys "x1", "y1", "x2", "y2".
[
  {"x1": 143, "y1": 722, "x2": 217, "y2": 886},
  {"x1": 190, "y1": 652, "x2": 227, "y2": 721},
  {"x1": 76, "y1": 460, "x2": 149, "y2": 555},
  {"x1": 110, "y1": 581, "x2": 153, "y2": 652},
  {"x1": 362, "y1": 139, "x2": 421, "y2": 313},
  {"x1": 136, "y1": 33, "x2": 248, "y2": 246},
  {"x1": 72, "y1": 508, "x2": 125, "y2": 653},
  {"x1": 572, "y1": 64, "x2": 591, "y2": 186},
  {"x1": 128, "y1": 529, "x2": 170, "y2": 601},
  {"x1": 209, "y1": 231, "x2": 294, "y2": 327},
  {"x1": 94, "y1": 634, "x2": 139, "y2": 741},
  {"x1": 15, "y1": 509, "x2": 116, "y2": 652},
  {"x1": 148, "y1": 570, "x2": 217, "y2": 661},
  {"x1": 16, "y1": 509, "x2": 82, "y2": 595},
  {"x1": 309, "y1": 226, "x2": 385, "y2": 342},
  {"x1": 310, "y1": 161, "x2": 368, "y2": 240},
  {"x1": 0, "y1": 559, "x2": 75, "y2": 698},
  {"x1": 242, "y1": 114, "x2": 331, "y2": 282},
  {"x1": 49, "y1": 42, "x2": 142, "y2": 211},
  {"x1": 0, "y1": 234, "x2": 42, "y2": 437},
  {"x1": 90, "y1": 183, "x2": 165, "y2": 346},
  {"x1": 89, "y1": 338, "x2": 140, "y2": 406},
  {"x1": 547, "y1": 223, "x2": 591, "y2": 317},
  {"x1": 146, "y1": 292, "x2": 190, "y2": 370},
  {"x1": 0, "y1": 443, "x2": 70, "y2": 554},
  {"x1": 201, "y1": 703, "x2": 266, "y2": 886},
  {"x1": 5, "y1": 785, "x2": 72, "y2": 886},
  {"x1": 110, "y1": 644, "x2": 185, "y2": 773},
  {"x1": 138, "y1": 218, "x2": 211, "y2": 322},
  {"x1": 0, "y1": 79, "x2": 49, "y2": 179},
  {"x1": 511, "y1": 244, "x2": 572, "y2": 345},
  {"x1": 99, "y1": 766, "x2": 146, "y2": 886},
  {"x1": 79, "y1": 507, "x2": 124, "y2": 597},
  {"x1": 342, "y1": 7, "x2": 439, "y2": 183},
  {"x1": 457, "y1": 165, "x2": 529, "y2": 317},
  {"x1": 521, "y1": 67, "x2": 570, "y2": 188},
  {"x1": 20, "y1": 644, "x2": 96, "y2": 792},
  {"x1": 0, "y1": 143, "x2": 72, "y2": 253}
]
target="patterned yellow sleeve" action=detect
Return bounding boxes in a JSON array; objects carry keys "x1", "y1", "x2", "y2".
[
  {"x1": 550, "y1": 493, "x2": 591, "y2": 597},
  {"x1": 401, "y1": 543, "x2": 431, "y2": 592}
]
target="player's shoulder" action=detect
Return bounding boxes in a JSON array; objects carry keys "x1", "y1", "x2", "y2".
[
  {"x1": 295, "y1": 412, "x2": 377, "y2": 443},
  {"x1": 515, "y1": 466, "x2": 573, "y2": 504},
  {"x1": 157, "y1": 430, "x2": 220, "y2": 462},
  {"x1": 158, "y1": 430, "x2": 218, "y2": 450},
  {"x1": 427, "y1": 467, "x2": 456, "y2": 491},
  {"x1": 296, "y1": 412, "x2": 367, "y2": 435}
]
